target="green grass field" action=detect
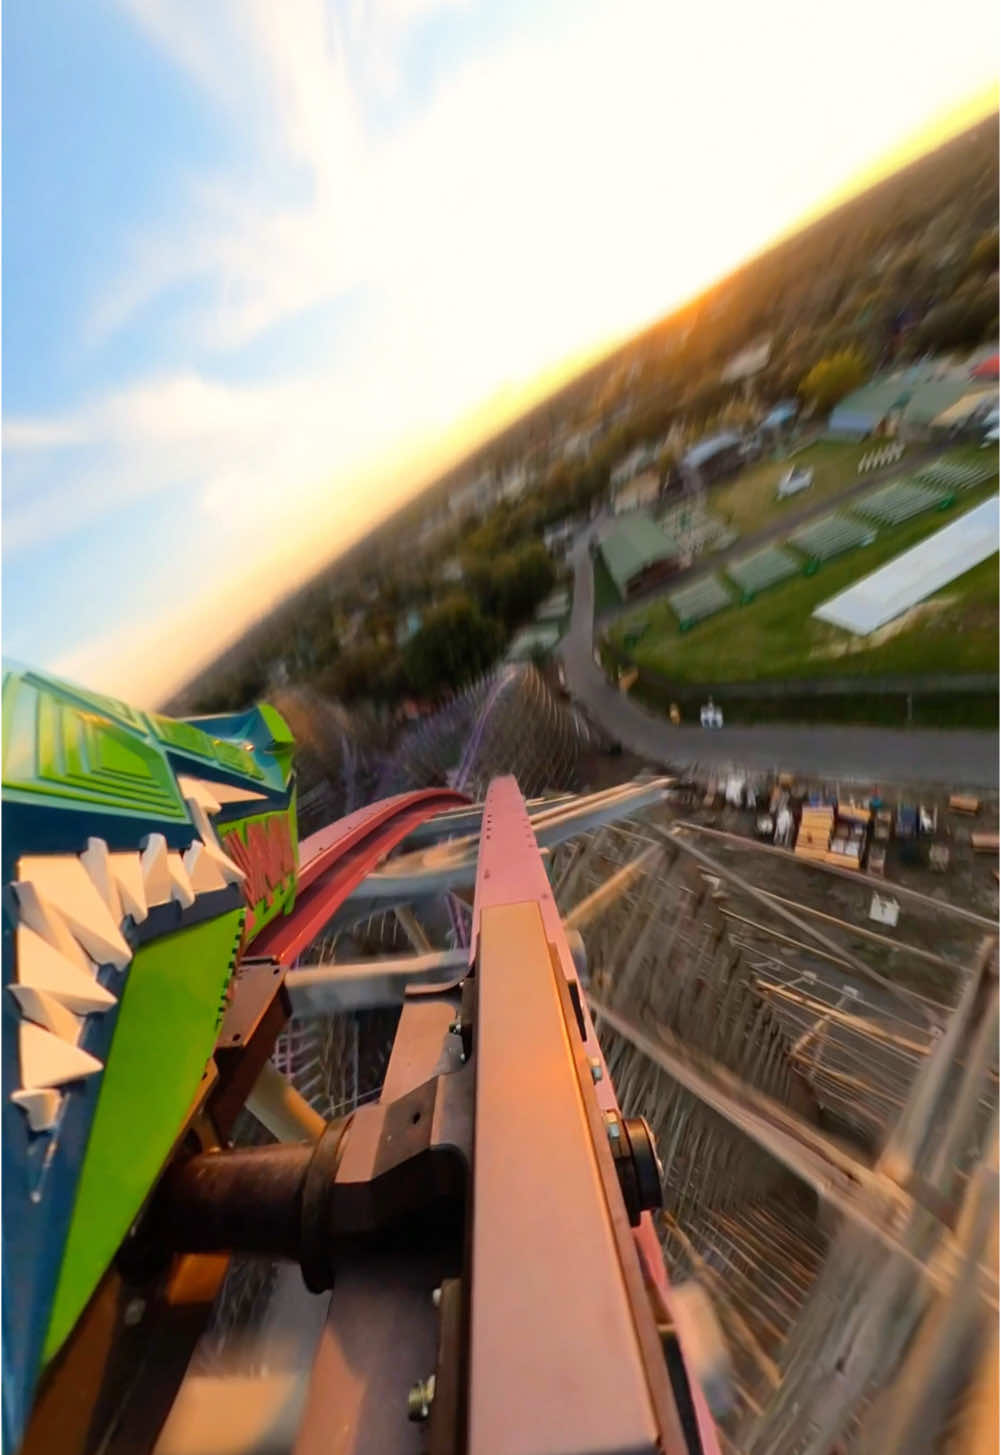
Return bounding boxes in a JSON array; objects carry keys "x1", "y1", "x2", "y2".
[
  {"x1": 707, "y1": 438, "x2": 884, "y2": 536},
  {"x1": 611, "y1": 479, "x2": 999, "y2": 685}
]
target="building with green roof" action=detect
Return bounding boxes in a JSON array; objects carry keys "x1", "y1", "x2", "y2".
[
  {"x1": 902, "y1": 378, "x2": 995, "y2": 437},
  {"x1": 826, "y1": 378, "x2": 912, "y2": 440},
  {"x1": 597, "y1": 513, "x2": 679, "y2": 601},
  {"x1": 826, "y1": 360, "x2": 988, "y2": 442}
]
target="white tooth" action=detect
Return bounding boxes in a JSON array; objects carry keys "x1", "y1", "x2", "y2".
[
  {"x1": 12, "y1": 882, "x2": 92, "y2": 974},
  {"x1": 79, "y1": 838, "x2": 122, "y2": 924},
  {"x1": 176, "y1": 776, "x2": 223, "y2": 816},
  {"x1": 201, "y1": 839, "x2": 246, "y2": 885},
  {"x1": 16, "y1": 856, "x2": 132, "y2": 970},
  {"x1": 11, "y1": 1088, "x2": 62, "y2": 1132},
  {"x1": 185, "y1": 798, "x2": 217, "y2": 846},
  {"x1": 9, "y1": 985, "x2": 82, "y2": 1043},
  {"x1": 177, "y1": 775, "x2": 267, "y2": 809},
  {"x1": 183, "y1": 840, "x2": 228, "y2": 894},
  {"x1": 140, "y1": 834, "x2": 172, "y2": 907},
  {"x1": 15, "y1": 926, "x2": 116, "y2": 1013},
  {"x1": 19, "y1": 1021, "x2": 102, "y2": 1089},
  {"x1": 109, "y1": 853, "x2": 148, "y2": 924},
  {"x1": 167, "y1": 853, "x2": 196, "y2": 909}
]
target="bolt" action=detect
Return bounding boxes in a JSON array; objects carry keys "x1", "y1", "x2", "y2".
[
  {"x1": 589, "y1": 1057, "x2": 603, "y2": 1082},
  {"x1": 606, "y1": 1113, "x2": 621, "y2": 1142},
  {"x1": 432, "y1": 1286, "x2": 442, "y2": 1308},
  {"x1": 123, "y1": 1298, "x2": 146, "y2": 1327},
  {"x1": 449, "y1": 1018, "x2": 462, "y2": 1035},
  {"x1": 407, "y1": 1374, "x2": 436, "y2": 1422}
]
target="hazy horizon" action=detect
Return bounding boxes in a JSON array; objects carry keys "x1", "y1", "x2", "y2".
[{"x1": 3, "y1": 0, "x2": 998, "y2": 707}]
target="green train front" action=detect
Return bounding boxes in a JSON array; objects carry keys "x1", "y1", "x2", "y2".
[{"x1": 1, "y1": 663, "x2": 299, "y2": 1452}]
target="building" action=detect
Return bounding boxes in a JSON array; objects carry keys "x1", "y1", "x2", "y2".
[
  {"x1": 438, "y1": 557, "x2": 464, "y2": 585},
  {"x1": 542, "y1": 519, "x2": 578, "y2": 557},
  {"x1": 395, "y1": 609, "x2": 423, "y2": 648},
  {"x1": 901, "y1": 377, "x2": 995, "y2": 442},
  {"x1": 759, "y1": 400, "x2": 799, "y2": 439},
  {"x1": 598, "y1": 513, "x2": 679, "y2": 601},
  {"x1": 826, "y1": 378, "x2": 912, "y2": 440},
  {"x1": 561, "y1": 425, "x2": 602, "y2": 461},
  {"x1": 612, "y1": 469, "x2": 661, "y2": 516},
  {"x1": 610, "y1": 443, "x2": 657, "y2": 491},
  {"x1": 498, "y1": 463, "x2": 531, "y2": 503},
  {"x1": 826, "y1": 357, "x2": 987, "y2": 442},
  {"x1": 929, "y1": 389, "x2": 999, "y2": 440},
  {"x1": 449, "y1": 471, "x2": 493, "y2": 518},
  {"x1": 505, "y1": 622, "x2": 561, "y2": 663},
  {"x1": 721, "y1": 337, "x2": 771, "y2": 385},
  {"x1": 970, "y1": 353, "x2": 999, "y2": 384},
  {"x1": 680, "y1": 431, "x2": 744, "y2": 487}
]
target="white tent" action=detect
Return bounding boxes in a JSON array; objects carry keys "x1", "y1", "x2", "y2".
[{"x1": 812, "y1": 497, "x2": 999, "y2": 636}]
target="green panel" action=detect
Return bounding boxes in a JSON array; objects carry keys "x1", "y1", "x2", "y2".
[
  {"x1": 258, "y1": 702, "x2": 295, "y2": 749},
  {"x1": 2, "y1": 673, "x2": 38, "y2": 781},
  {"x1": 148, "y1": 713, "x2": 218, "y2": 761},
  {"x1": 211, "y1": 738, "x2": 265, "y2": 780},
  {"x1": 42, "y1": 908, "x2": 245, "y2": 1364},
  {"x1": 39, "y1": 677, "x2": 149, "y2": 734},
  {"x1": 257, "y1": 703, "x2": 296, "y2": 785},
  {"x1": 3, "y1": 677, "x2": 189, "y2": 820}
]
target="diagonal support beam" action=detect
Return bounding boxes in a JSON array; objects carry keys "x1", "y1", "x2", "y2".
[
  {"x1": 285, "y1": 950, "x2": 467, "y2": 1014},
  {"x1": 563, "y1": 844, "x2": 664, "y2": 932},
  {"x1": 657, "y1": 825, "x2": 937, "y2": 1016}
]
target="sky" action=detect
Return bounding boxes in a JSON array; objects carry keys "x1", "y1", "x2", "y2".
[{"x1": 2, "y1": 0, "x2": 998, "y2": 708}]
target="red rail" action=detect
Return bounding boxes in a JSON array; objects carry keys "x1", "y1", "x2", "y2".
[
  {"x1": 253, "y1": 788, "x2": 468, "y2": 965},
  {"x1": 468, "y1": 778, "x2": 720, "y2": 1455}
]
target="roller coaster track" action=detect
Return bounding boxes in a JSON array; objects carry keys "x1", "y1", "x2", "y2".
[{"x1": 252, "y1": 787, "x2": 468, "y2": 964}]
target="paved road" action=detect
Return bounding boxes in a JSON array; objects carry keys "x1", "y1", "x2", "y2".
[{"x1": 561, "y1": 537, "x2": 999, "y2": 789}]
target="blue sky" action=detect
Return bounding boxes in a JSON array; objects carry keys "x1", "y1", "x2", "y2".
[{"x1": 3, "y1": 0, "x2": 998, "y2": 705}]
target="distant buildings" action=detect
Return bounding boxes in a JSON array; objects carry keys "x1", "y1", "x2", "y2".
[
  {"x1": 598, "y1": 513, "x2": 679, "y2": 601},
  {"x1": 827, "y1": 359, "x2": 998, "y2": 442},
  {"x1": 449, "y1": 470, "x2": 494, "y2": 518},
  {"x1": 499, "y1": 462, "x2": 531, "y2": 503},
  {"x1": 928, "y1": 389, "x2": 999, "y2": 440},
  {"x1": 612, "y1": 469, "x2": 661, "y2": 516},
  {"x1": 680, "y1": 431, "x2": 744, "y2": 487},
  {"x1": 339, "y1": 609, "x2": 367, "y2": 647},
  {"x1": 610, "y1": 443, "x2": 658, "y2": 491},
  {"x1": 561, "y1": 424, "x2": 602, "y2": 461},
  {"x1": 395, "y1": 609, "x2": 423, "y2": 648},
  {"x1": 543, "y1": 519, "x2": 578, "y2": 557},
  {"x1": 438, "y1": 557, "x2": 464, "y2": 585},
  {"x1": 505, "y1": 622, "x2": 561, "y2": 662},
  {"x1": 758, "y1": 400, "x2": 799, "y2": 440},
  {"x1": 826, "y1": 378, "x2": 912, "y2": 440},
  {"x1": 721, "y1": 337, "x2": 771, "y2": 385}
]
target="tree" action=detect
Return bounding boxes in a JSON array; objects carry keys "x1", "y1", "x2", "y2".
[
  {"x1": 798, "y1": 348, "x2": 869, "y2": 413},
  {"x1": 403, "y1": 596, "x2": 503, "y2": 698},
  {"x1": 321, "y1": 641, "x2": 405, "y2": 704},
  {"x1": 914, "y1": 281, "x2": 998, "y2": 355},
  {"x1": 482, "y1": 544, "x2": 556, "y2": 630},
  {"x1": 967, "y1": 228, "x2": 999, "y2": 277}
]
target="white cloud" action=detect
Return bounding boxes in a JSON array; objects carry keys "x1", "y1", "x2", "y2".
[{"x1": 9, "y1": 0, "x2": 998, "y2": 699}]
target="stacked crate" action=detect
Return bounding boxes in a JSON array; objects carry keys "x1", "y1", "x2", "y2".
[
  {"x1": 827, "y1": 802, "x2": 871, "y2": 870},
  {"x1": 795, "y1": 802, "x2": 835, "y2": 862}
]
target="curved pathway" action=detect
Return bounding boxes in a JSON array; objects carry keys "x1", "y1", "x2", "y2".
[{"x1": 561, "y1": 537, "x2": 999, "y2": 789}]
